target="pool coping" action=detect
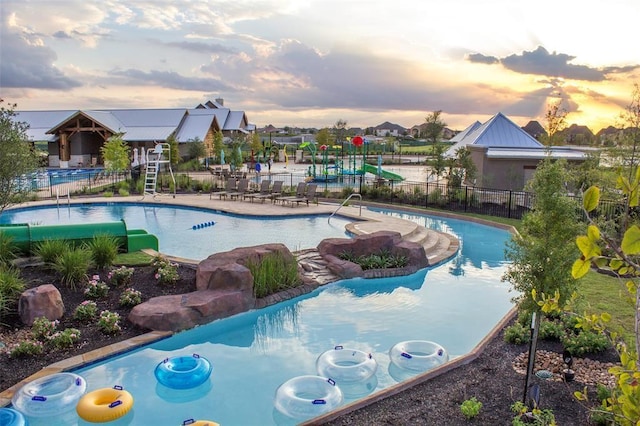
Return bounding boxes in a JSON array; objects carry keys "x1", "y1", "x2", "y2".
[{"x1": 0, "y1": 195, "x2": 517, "y2": 410}]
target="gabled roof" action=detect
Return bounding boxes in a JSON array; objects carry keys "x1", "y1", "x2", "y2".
[
  {"x1": 175, "y1": 112, "x2": 219, "y2": 142},
  {"x1": 445, "y1": 113, "x2": 542, "y2": 157},
  {"x1": 449, "y1": 121, "x2": 482, "y2": 143},
  {"x1": 15, "y1": 110, "x2": 75, "y2": 142}
]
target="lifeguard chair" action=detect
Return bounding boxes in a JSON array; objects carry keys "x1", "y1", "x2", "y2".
[{"x1": 142, "y1": 143, "x2": 176, "y2": 198}]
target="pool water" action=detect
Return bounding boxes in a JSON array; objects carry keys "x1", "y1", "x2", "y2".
[
  {"x1": 13, "y1": 209, "x2": 513, "y2": 426},
  {"x1": 0, "y1": 203, "x2": 353, "y2": 259}
]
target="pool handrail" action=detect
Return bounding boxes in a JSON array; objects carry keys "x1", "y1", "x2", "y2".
[{"x1": 328, "y1": 193, "x2": 362, "y2": 223}]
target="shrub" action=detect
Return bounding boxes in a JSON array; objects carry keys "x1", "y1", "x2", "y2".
[
  {"x1": 119, "y1": 288, "x2": 142, "y2": 307},
  {"x1": 34, "y1": 239, "x2": 70, "y2": 265},
  {"x1": 8, "y1": 340, "x2": 44, "y2": 358},
  {"x1": 47, "y1": 328, "x2": 81, "y2": 350},
  {"x1": 504, "y1": 322, "x2": 530, "y2": 345},
  {"x1": 0, "y1": 231, "x2": 18, "y2": 267},
  {"x1": 118, "y1": 188, "x2": 130, "y2": 197},
  {"x1": 153, "y1": 256, "x2": 179, "y2": 285},
  {"x1": 561, "y1": 330, "x2": 610, "y2": 356},
  {"x1": 98, "y1": 310, "x2": 121, "y2": 334},
  {"x1": 73, "y1": 300, "x2": 98, "y2": 322},
  {"x1": 247, "y1": 252, "x2": 301, "y2": 298},
  {"x1": 86, "y1": 234, "x2": 119, "y2": 269},
  {"x1": 511, "y1": 401, "x2": 556, "y2": 426},
  {"x1": 460, "y1": 397, "x2": 482, "y2": 420},
  {"x1": 0, "y1": 266, "x2": 25, "y2": 301},
  {"x1": 32, "y1": 316, "x2": 59, "y2": 341},
  {"x1": 53, "y1": 247, "x2": 93, "y2": 289},
  {"x1": 103, "y1": 191, "x2": 114, "y2": 197},
  {"x1": 338, "y1": 249, "x2": 409, "y2": 270},
  {"x1": 538, "y1": 319, "x2": 565, "y2": 341},
  {"x1": 108, "y1": 266, "x2": 134, "y2": 287},
  {"x1": 84, "y1": 275, "x2": 109, "y2": 299}
]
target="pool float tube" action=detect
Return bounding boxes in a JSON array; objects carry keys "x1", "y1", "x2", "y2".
[
  {"x1": 0, "y1": 408, "x2": 27, "y2": 426},
  {"x1": 11, "y1": 372, "x2": 87, "y2": 417},
  {"x1": 274, "y1": 375, "x2": 343, "y2": 420},
  {"x1": 389, "y1": 340, "x2": 449, "y2": 372},
  {"x1": 182, "y1": 419, "x2": 220, "y2": 426},
  {"x1": 154, "y1": 354, "x2": 213, "y2": 390},
  {"x1": 76, "y1": 385, "x2": 133, "y2": 423},
  {"x1": 316, "y1": 346, "x2": 377, "y2": 383}
]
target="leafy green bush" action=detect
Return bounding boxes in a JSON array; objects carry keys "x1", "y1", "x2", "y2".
[
  {"x1": 118, "y1": 188, "x2": 130, "y2": 196},
  {"x1": 119, "y1": 288, "x2": 142, "y2": 307},
  {"x1": 511, "y1": 401, "x2": 556, "y2": 425},
  {"x1": 0, "y1": 231, "x2": 18, "y2": 267},
  {"x1": 32, "y1": 316, "x2": 58, "y2": 341},
  {"x1": 247, "y1": 252, "x2": 301, "y2": 298},
  {"x1": 84, "y1": 275, "x2": 109, "y2": 299},
  {"x1": 504, "y1": 322, "x2": 530, "y2": 345},
  {"x1": 53, "y1": 247, "x2": 93, "y2": 289},
  {"x1": 34, "y1": 239, "x2": 70, "y2": 265},
  {"x1": 8, "y1": 340, "x2": 44, "y2": 358},
  {"x1": 98, "y1": 310, "x2": 121, "y2": 334},
  {"x1": 561, "y1": 330, "x2": 610, "y2": 356},
  {"x1": 460, "y1": 397, "x2": 482, "y2": 420},
  {"x1": 338, "y1": 249, "x2": 408, "y2": 270},
  {"x1": 86, "y1": 234, "x2": 119, "y2": 269},
  {"x1": 152, "y1": 256, "x2": 179, "y2": 285},
  {"x1": 73, "y1": 300, "x2": 98, "y2": 322},
  {"x1": 107, "y1": 266, "x2": 134, "y2": 287},
  {"x1": 103, "y1": 191, "x2": 114, "y2": 197},
  {"x1": 538, "y1": 319, "x2": 565, "y2": 340},
  {"x1": 47, "y1": 328, "x2": 81, "y2": 350}
]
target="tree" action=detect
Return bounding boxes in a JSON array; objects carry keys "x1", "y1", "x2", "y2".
[
  {"x1": 333, "y1": 119, "x2": 348, "y2": 144},
  {"x1": 250, "y1": 132, "x2": 262, "y2": 159},
  {"x1": 187, "y1": 138, "x2": 206, "y2": 161},
  {"x1": 542, "y1": 100, "x2": 568, "y2": 146},
  {"x1": 100, "y1": 133, "x2": 130, "y2": 173},
  {"x1": 0, "y1": 100, "x2": 39, "y2": 212},
  {"x1": 213, "y1": 130, "x2": 224, "y2": 164},
  {"x1": 447, "y1": 146, "x2": 477, "y2": 187},
  {"x1": 424, "y1": 111, "x2": 447, "y2": 181},
  {"x1": 166, "y1": 135, "x2": 180, "y2": 164}
]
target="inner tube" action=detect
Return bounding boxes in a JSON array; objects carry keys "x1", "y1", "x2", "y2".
[
  {"x1": 0, "y1": 408, "x2": 27, "y2": 426},
  {"x1": 182, "y1": 419, "x2": 220, "y2": 426},
  {"x1": 274, "y1": 375, "x2": 343, "y2": 420},
  {"x1": 316, "y1": 346, "x2": 378, "y2": 383},
  {"x1": 389, "y1": 340, "x2": 449, "y2": 372},
  {"x1": 11, "y1": 372, "x2": 87, "y2": 417},
  {"x1": 154, "y1": 354, "x2": 213, "y2": 390},
  {"x1": 76, "y1": 385, "x2": 134, "y2": 423}
]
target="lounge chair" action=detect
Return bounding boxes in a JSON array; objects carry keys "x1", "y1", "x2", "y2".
[
  {"x1": 249, "y1": 180, "x2": 284, "y2": 203},
  {"x1": 275, "y1": 182, "x2": 306, "y2": 204},
  {"x1": 210, "y1": 178, "x2": 237, "y2": 200},
  {"x1": 227, "y1": 178, "x2": 249, "y2": 200},
  {"x1": 283, "y1": 183, "x2": 318, "y2": 207},
  {"x1": 244, "y1": 180, "x2": 270, "y2": 202}
]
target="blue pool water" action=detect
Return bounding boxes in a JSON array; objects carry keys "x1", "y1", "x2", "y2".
[
  {"x1": 0, "y1": 203, "x2": 353, "y2": 259},
  {"x1": 8, "y1": 206, "x2": 514, "y2": 425}
]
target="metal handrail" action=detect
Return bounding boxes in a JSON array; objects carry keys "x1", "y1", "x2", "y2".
[{"x1": 328, "y1": 193, "x2": 362, "y2": 223}]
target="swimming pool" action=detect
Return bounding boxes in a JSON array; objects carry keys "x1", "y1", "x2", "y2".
[
  {"x1": 10, "y1": 208, "x2": 514, "y2": 425},
  {"x1": 0, "y1": 203, "x2": 354, "y2": 259}
]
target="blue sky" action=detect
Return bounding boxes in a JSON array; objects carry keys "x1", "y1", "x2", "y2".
[{"x1": 1, "y1": 0, "x2": 639, "y2": 132}]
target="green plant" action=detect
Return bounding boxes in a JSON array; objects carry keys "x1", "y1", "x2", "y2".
[
  {"x1": 103, "y1": 191, "x2": 114, "y2": 197},
  {"x1": 504, "y1": 322, "x2": 530, "y2": 345},
  {"x1": 538, "y1": 319, "x2": 565, "y2": 341},
  {"x1": 153, "y1": 256, "x2": 179, "y2": 285},
  {"x1": 84, "y1": 275, "x2": 109, "y2": 299},
  {"x1": 31, "y1": 316, "x2": 58, "y2": 341},
  {"x1": 119, "y1": 287, "x2": 142, "y2": 307},
  {"x1": 53, "y1": 247, "x2": 92, "y2": 289},
  {"x1": 0, "y1": 231, "x2": 18, "y2": 267},
  {"x1": 561, "y1": 329, "x2": 610, "y2": 356},
  {"x1": 98, "y1": 310, "x2": 121, "y2": 334},
  {"x1": 0, "y1": 266, "x2": 25, "y2": 301},
  {"x1": 246, "y1": 252, "x2": 301, "y2": 298},
  {"x1": 87, "y1": 234, "x2": 119, "y2": 269},
  {"x1": 73, "y1": 300, "x2": 98, "y2": 322},
  {"x1": 108, "y1": 266, "x2": 134, "y2": 287},
  {"x1": 47, "y1": 328, "x2": 81, "y2": 350},
  {"x1": 8, "y1": 340, "x2": 44, "y2": 358},
  {"x1": 118, "y1": 188, "x2": 130, "y2": 196},
  {"x1": 460, "y1": 397, "x2": 482, "y2": 419},
  {"x1": 33, "y1": 239, "x2": 70, "y2": 265},
  {"x1": 511, "y1": 401, "x2": 557, "y2": 425}
]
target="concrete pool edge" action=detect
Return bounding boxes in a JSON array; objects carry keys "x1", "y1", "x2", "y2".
[{"x1": 301, "y1": 306, "x2": 519, "y2": 426}]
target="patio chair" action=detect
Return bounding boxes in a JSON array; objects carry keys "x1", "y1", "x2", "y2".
[
  {"x1": 227, "y1": 178, "x2": 249, "y2": 201},
  {"x1": 244, "y1": 180, "x2": 270, "y2": 202},
  {"x1": 285, "y1": 183, "x2": 318, "y2": 207},
  {"x1": 249, "y1": 180, "x2": 284, "y2": 203},
  {"x1": 275, "y1": 182, "x2": 306, "y2": 204},
  {"x1": 210, "y1": 177, "x2": 237, "y2": 200}
]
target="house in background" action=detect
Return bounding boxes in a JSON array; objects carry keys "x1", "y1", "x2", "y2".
[
  {"x1": 373, "y1": 121, "x2": 405, "y2": 137},
  {"x1": 16, "y1": 99, "x2": 253, "y2": 168},
  {"x1": 445, "y1": 113, "x2": 589, "y2": 190},
  {"x1": 521, "y1": 120, "x2": 547, "y2": 140}
]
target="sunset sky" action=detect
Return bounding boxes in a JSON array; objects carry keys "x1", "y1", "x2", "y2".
[{"x1": 1, "y1": 0, "x2": 639, "y2": 133}]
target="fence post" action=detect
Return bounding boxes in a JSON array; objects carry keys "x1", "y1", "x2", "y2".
[
  {"x1": 508, "y1": 190, "x2": 513, "y2": 219},
  {"x1": 425, "y1": 181, "x2": 429, "y2": 208},
  {"x1": 464, "y1": 186, "x2": 469, "y2": 212}
]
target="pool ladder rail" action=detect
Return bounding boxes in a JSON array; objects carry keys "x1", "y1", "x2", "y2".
[
  {"x1": 328, "y1": 193, "x2": 362, "y2": 223},
  {"x1": 142, "y1": 143, "x2": 176, "y2": 199}
]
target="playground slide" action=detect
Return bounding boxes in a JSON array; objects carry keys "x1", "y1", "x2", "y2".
[{"x1": 362, "y1": 164, "x2": 405, "y2": 181}]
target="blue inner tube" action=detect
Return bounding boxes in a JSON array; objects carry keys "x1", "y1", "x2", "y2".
[
  {"x1": 154, "y1": 354, "x2": 213, "y2": 390},
  {"x1": 0, "y1": 408, "x2": 27, "y2": 426}
]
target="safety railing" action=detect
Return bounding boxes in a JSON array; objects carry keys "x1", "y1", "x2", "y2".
[{"x1": 328, "y1": 193, "x2": 362, "y2": 224}]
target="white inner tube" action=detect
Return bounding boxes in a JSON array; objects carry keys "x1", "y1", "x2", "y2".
[
  {"x1": 11, "y1": 373, "x2": 87, "y2": 418},
  {"x1": 388, "y1": 340, "x2": 449, "y2": 372},
  {"x1": 316, "y1": 346, "x2": 377, "y2": 383},
  {"x1": 274, "y1": 375, "x2": 343, "y2": 419}
]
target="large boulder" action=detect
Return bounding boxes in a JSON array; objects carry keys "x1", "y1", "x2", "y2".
[
  {"x1": 317, "y1": 231, "x2": 428, "y2": 279},
  {"x1": 18, "y1": 284, "x2": 64, "y2": 326}
]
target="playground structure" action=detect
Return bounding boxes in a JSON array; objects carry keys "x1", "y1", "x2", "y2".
[
  {"x1": 0, "y1": 220, "x2": 159, "y2": 255},
  {"x1": 300, "y1": 136, "x2": 404, "y2": 183}
]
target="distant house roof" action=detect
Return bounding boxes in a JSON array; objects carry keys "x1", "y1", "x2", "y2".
[
  {"x1": 522, "y1": 120, "x2": 547, "y2": 139},
  {"x1": 445, "y1": 113, "x2": 542, "y2": 157},
  {"x1": 15, "y1": 101, "x2": 253, "y2": 143}
]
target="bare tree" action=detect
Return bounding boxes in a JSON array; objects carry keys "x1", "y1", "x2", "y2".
[{"x1": 543, "y1": 100, "x2": 568, "y2": 146}]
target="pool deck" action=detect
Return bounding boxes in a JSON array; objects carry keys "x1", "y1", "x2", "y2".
[{"x1": 0, "y1": 192, "x2": 506, "y2": 408}]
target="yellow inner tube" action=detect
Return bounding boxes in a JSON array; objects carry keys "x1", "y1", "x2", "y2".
[
  {"x1": 188, "y1": 421, "x2": 219, "y2": 426},
  {"x1": 76, "y1": 387, "x2": 134, "y2": 423}
]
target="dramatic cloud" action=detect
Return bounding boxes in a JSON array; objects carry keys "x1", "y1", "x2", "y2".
[
  {"x1": 108, "y1": 69, "x2": 236, "y2": 92},
  {"x1": 467, "y1": 46, "x2": 640, "y2": 82}
]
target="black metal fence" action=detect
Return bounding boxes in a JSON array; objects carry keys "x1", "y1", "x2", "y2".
[{"x1": 22, "y1": 168, "x2": 625, "y2": 221}]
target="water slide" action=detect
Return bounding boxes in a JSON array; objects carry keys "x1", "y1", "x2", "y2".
[
  {"x1": 362, "y1": 164, "x2": 405, "y2": 181},
  {"x1": 0, "y1": 220, "x2": 158, "y2": 255}
]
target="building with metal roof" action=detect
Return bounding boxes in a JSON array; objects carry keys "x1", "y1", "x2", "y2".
[
  {"x1": 16, "y1": 99, "x2": 253, "y2": 168},
  {"x1": 445, "y1": 112, "x2": 590, "y2": 190}
]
